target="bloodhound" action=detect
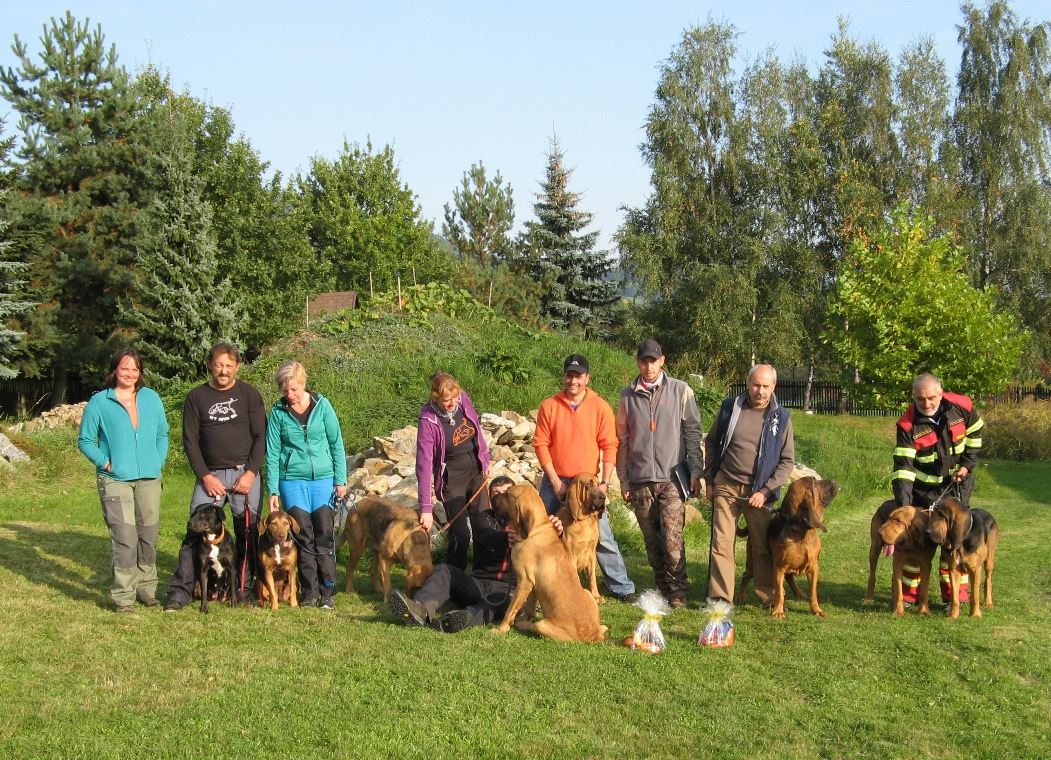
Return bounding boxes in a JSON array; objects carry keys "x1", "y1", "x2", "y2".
[
  {"x1": 556, "y1": 474, "x2": 605, "y2": 603},
  {"x1": 766, "y1": 476, "x2": 839, "y2": 619},
  {"x1": 877, "y1": 506, "x2": 937, "y2": 616},
  {"x1": 927, "y1": 498, "x2": 998, "y2": 619},
  {"x1": 490, "y1": 484, "x2": 607, "y2": 642},
  {"x1": 257, "y1": 510, "x2": 300, "y2": 609},
  {"x1": 336, "y1": 496, "x2": 433, "y2": 597},
  {"x1": 864, "y1": 499, "x2": 900, "y2": 605}
]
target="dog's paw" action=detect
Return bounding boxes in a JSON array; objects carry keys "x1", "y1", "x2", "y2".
[
  {"x1": 771, "y1": 609, "x2": 786, "y2": 620},
  {"x1": 492, "y1": 624, "x2": 510, "y2": 635},
  {"x1": 812, "y1": 607, "x2": 826, "y2": 618}
]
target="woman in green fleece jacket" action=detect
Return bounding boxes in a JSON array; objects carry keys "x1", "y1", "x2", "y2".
[
  {"x1": 78, "y1": 348, "x2": 170, "y2": 613},
  {"x1": 266, "y1": 360, "x2": 348, "y2": 609}
]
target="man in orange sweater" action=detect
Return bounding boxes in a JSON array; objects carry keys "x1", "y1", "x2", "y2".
[{"x1": 533, "y1": 354, "x2": 636, "y2": 602}]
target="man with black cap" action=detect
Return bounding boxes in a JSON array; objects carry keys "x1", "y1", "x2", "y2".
[
  {"x1": 615, "y1": 339, "x2": 703, "y2": 608},
  {"x1": 532, "y1": 353, "x2": 636, "y2": 602}
]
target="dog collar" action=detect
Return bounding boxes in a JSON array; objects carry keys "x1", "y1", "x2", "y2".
[{"x1": 206, "y1": 524, "x2": 226, "y2": 545}]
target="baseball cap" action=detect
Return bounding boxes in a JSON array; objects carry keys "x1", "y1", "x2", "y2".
[
  {"x1": 563, "y1": 354, "x2": 590, "y2": 374},
  {"x1": 636, "y1": 339, "x2": 663, "y2": 360}
]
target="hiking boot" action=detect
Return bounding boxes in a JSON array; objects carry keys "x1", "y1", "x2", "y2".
[
  {"x1": 387, "y1": 589, "x2": 429, "y2": 627},
  {"x1": 669, "y1": 596, "x2": 687, "y2": 609},
  {"x1": 300, "y1": 596, "x2": 319, "y2": 608},
  {"x1": 436, "y1": 608, "x2": 473, "y2": 633},
  {"x1": 611, "y1": 591, "x2": 639, "y2": 604},
  {"x1": 320, "y1": 597, "x2": 335, "y2": 610},
  {"x1": 163, "y1": 599, "x2": 186, "y2": 613},
  {"x1": 115, "y1": 604, "x2": 134, "y2": 614},
  {"x1": 136, "y1": 593, "x2": 160, "y2": 608}
]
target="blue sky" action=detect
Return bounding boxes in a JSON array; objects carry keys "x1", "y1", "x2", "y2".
[{"x1": 2, "y1": 2, "x2": 1047, "y2": 251}]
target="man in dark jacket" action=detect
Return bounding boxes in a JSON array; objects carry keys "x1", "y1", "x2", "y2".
[
  {"x1": 893, "y1": 373, "x2": 983, "y2": 509},
  {"x1": 616, "y1": 339, "x2": 703, "y2": 608},
  {"x1": 164, "y1": 343, "x2": 267, "y2": 612},
  {"x1": 703, "y1": 364, "x2": 795, "y2": 607}
]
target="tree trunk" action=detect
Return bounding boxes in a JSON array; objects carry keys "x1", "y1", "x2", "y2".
[
  {"x1": 49, "y1": 365, "x2": 67, "y2": 409},
  {"x1": 803, "y1": 363, "x2": 815, "y2": 412}
]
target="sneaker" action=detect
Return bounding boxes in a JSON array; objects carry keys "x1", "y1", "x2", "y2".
[
  {"x1": 387, "y1": 589, "x2": 429, "y2": 627},
  {"x1": 611, "y1": 591, "x2": 639, "y2": 604},
  {"x1": 115, "y1": 604, "x2": 134, "y2": 614},
  {"x1": 436, "y1": 608, "x2": 473, "y2": 633},
  {"x1": 163, "y1": 599, "x2": 185, "y2": 613},
  {"x1": 320, "y1": 597, "x2": 335, "y2": 610},
  {"x1": 300, "y1": 596, "x2": 319, "y2": 608}
]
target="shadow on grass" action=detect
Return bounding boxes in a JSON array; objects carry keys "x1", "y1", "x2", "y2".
[{"x1": 0, "y1": 522, "x2": 178, "y2": 609}]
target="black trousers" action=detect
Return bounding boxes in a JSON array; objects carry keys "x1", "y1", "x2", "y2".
[
  {"x1": 440, "y1": 461, "x2": 485, "y2": 571},
  {"x1": 288, "y1": 506, "x2": 335, "y2": 601},
  {"x1": 413, "y1": 564, "x2": 513, "y2": 628}
]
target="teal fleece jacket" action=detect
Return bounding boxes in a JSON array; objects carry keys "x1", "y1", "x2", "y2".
[
  {"x1": 265, "y1": 393, "x2": 348, "y2": 492},
  {"x1": 78, "y1": 387, "x2": 170, "y2": 480}
]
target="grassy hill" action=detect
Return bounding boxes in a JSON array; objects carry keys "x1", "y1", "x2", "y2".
[{"x1": 1, "y1": 290, "x2": 1048, "y2": 759}]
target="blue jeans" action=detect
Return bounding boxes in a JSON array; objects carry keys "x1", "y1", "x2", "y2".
[{"x1": 539, "y1": 475, "x2": 635, "y2": 597}]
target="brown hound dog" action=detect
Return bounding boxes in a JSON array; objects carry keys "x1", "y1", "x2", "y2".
[
  {"x1": 556, "y1": 474, "x2": 605, "y2": 604},
  {"x1": 863, "y1": 499, "x2": 900, "y2": 604},
  {"x1": 491, "y1": 484, "x2": 606, "y2": 642},
  {"x1": 335, "y1": 496, "x2": 433, "y2": 598},
  {"x1": 257, "y1": 510, "x2": 300, "y2": 609},
  {"x1": 764, "y1": 476, "x2": 840, "y2": 619},
  {"x1": 877, "y1": 506, "x2": 937, "y2": 616},
  {"x1": 926, "y1": 498, "x2": 998, "y2": 619}
]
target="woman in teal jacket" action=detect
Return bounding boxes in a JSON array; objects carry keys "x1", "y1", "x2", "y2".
[
  {"x1": 266, "y1": 360, "x2": 347, "y2": 609},
  {"x1": 78, "y1": 347, "x2": 170, "y2": 613}
]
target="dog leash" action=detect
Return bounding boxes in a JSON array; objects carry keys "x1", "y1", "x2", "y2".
[
  {"x1": 437, "y1": 477, "x2": 489, "y2": 535},
  {"x1": 287, "y1": 491, "x2": 355, "y2": 558},
  {"x1": 925, "y1": 480, "x2": 962, "y2": 513},
  {"x1": 239, "y1": 496, "x2": 251, "y2": 596}
]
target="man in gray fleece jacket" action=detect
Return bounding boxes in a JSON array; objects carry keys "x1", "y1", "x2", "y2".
[{"x1": 615, "y1": 339, "x2": 704, "y2": 607}]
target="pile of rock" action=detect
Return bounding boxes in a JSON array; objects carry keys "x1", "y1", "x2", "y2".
[
  {"x1": 6, "y1": 402, "x2": 86, "y2": 433},
  {"x1": 341, "y1": 410, "x2": 549, "y2": 515}
]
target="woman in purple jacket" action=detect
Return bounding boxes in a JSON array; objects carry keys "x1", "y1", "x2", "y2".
[{"x1": 415, "y1": 372, "x2": 490, "y2": 570}]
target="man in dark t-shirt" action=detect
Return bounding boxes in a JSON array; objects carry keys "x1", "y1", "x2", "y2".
[{"x1": 164, "y1": 342, "x2": 267, "y2": 611}]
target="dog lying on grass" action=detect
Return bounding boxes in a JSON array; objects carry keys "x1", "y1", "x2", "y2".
[
  {"x1": 189, "y1": 503, "x2": 239, "y2": 614},
  {"x1": 490, "y1": 484, "x2": 606, "y2": 642},
  {"x1": 335, "y1": 496, "x2": 433, "y2": 598}
]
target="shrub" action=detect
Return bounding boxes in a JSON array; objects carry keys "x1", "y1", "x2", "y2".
[{"x1": 981, "y1": 400, "x2": 1051, "y2": 461}]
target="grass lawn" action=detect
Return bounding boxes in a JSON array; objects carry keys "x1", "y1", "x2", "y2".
[{"x1": 0, "y1": 414, "x2": 1048, "y2": 759}]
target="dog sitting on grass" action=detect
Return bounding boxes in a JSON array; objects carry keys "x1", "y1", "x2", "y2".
[{"x1": 189, "y1": 503, "x2": 239, "y2": 614}]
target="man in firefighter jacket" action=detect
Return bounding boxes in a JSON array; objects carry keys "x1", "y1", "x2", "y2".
[{"x1": 892, "y1": 373, "x2": 984, "y2": 509}]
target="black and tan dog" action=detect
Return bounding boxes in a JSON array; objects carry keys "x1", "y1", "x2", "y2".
[
  {"x1": 257, "y1": 510, "x2": 300, "y2": 609},
  {"x1": 189, "y1": 503, "x2": 239, "y2": 614},
  {"x1": 927, "y1": 498, "x2": 998, "y2": 619},
  {"x1": 877, "y1": 505, "x2": 938, "y2": 616},
  {"x1": 736, "y1": 476, "x2": 839, "y2": 619},
  {"x1": 556, "y1": 474, "x2": 605, "y2": 603},
  {"x1": 335, "y1": 496, "x2": 433, "y2": 597},
  {"x1": 491, "y1": 484, "x2": 606, "y2": 642}
]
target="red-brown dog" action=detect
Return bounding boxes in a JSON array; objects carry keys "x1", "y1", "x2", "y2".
[
  {"x1": 878, "y1": 506, "x2": 937, "y2": 616},
  {"x1": 257, "y1": 510, "x2": 299, "y2": 609},
  {"x1": 556, "y1": 474, "x2": 605, "y2": 603}
]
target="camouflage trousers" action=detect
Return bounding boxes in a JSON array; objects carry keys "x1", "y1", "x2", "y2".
[{"x1": 629, "y1": 481, "x2": 687, "y2": 601}]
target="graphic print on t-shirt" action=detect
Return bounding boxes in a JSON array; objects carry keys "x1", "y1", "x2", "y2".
[
  {"x1": 451, "y1": 417, "x2": 476, "y2": 448},
  {"x1": 207, "y1": 397, "x2": 239, "y2": 422}
]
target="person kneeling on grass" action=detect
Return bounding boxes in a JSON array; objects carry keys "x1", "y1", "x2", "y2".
[{"x1": 388, "y1": 477, "x2": 563, "y2": 633}]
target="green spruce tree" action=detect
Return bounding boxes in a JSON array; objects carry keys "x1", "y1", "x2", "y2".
[
  {"x1": 0, "y1": 12, "x2": 153, "y2": 396},
  {"x1": 120, "y1": 113, "x2": 239, "y2": 381},
  {"x1": 521, "y1": 136, "x2": 618, "y2": 337}
]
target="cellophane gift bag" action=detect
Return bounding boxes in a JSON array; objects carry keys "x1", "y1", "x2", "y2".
[
  {"x1": 698, "y1": 600, "x2": 735, "y2": 648},
  {"x1": 623, "y1": 590, "x2": 670, "y2": 654}
]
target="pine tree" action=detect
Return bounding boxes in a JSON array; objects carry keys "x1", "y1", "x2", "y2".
[
  {"x1": 0, "y1": 12, "x2": 153, "y2": 396},
  {"x1": 0, "y1": 176, "x2": 34, "y2": 379},
  {"x1": 521, "y1": 137, "x2": 619, "y2": 336},
  {"x1": 120, "y1": 115, "x2": 239, "y2": 381},
  {"x1": 442, "y1": 162, "x2": 516, "y2": 267}
]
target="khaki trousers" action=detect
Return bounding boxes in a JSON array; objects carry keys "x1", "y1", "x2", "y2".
[
  {"x1": 97, "y1": 475, "x2": 162, "y2": 606},
  {"x1": 706, "y1": 471, "x2": 775, "y2": 605}
]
